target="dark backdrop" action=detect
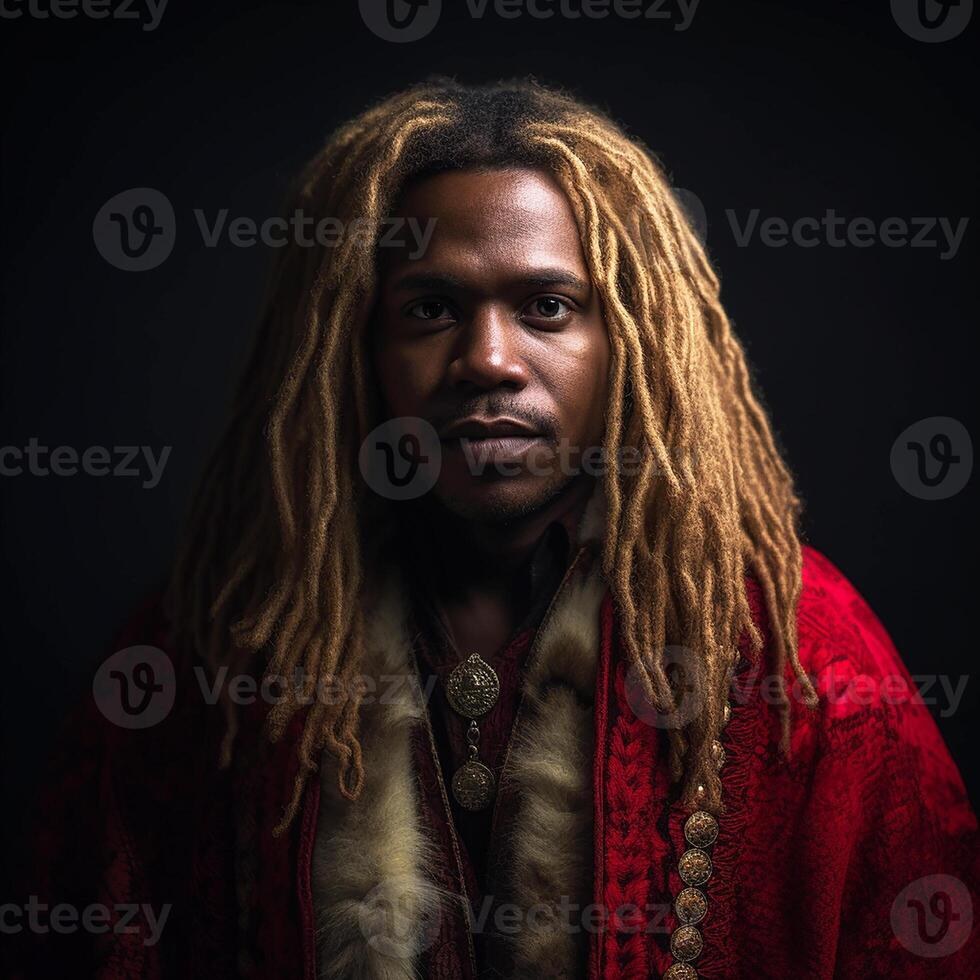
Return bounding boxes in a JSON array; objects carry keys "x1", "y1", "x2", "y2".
[{"x1": 1, "y1": 0, "x2": 977, "y2": 881}]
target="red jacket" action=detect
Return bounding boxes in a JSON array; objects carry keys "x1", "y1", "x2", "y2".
[{"x1": 11, "y1": 547, "x2": 979, "y2": 978}]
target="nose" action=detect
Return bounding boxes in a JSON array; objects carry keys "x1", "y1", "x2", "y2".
[{"x1": 446, "y1": 303, "x2": 530, "y2": 393}]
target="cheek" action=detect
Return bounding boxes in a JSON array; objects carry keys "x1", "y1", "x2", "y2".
[
  {"x1": 373, "y1": 343, "x2": 440, "y2": 416},
  {"x1": 547, "y1": 327, "x2": 610, "y2": 441}
]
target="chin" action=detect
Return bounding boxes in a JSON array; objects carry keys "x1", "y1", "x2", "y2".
[{"x1": 433, "y1": 476, "x2": 569, "y2": 525}]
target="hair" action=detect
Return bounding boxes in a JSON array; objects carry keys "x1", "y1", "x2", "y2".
[{"x1": 169, "y1": 76, "x2": 818, "y2": 835}]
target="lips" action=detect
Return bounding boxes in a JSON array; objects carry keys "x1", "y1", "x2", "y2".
[
  {"x1": 438, "y1": 417, "x2": 547, "y2": 469},
  {"x1": 438, "y1": 416, "x2": 541, "y2": 440}
]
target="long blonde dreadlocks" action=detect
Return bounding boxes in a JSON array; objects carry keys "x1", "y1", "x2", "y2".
[{"x1": 169, "y1": 77, "x2": 818, "y2": 835}]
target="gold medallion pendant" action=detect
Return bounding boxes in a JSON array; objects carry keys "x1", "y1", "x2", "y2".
[
  {"x1": 445, "y1": 653, "x2": 500, "y2": 811},
  {"x1": 451, "y1": 759, "x2": 496, "y2": 811},
  {"x1": 446, "y1": 653, "x2": 500, "y2": 718}
]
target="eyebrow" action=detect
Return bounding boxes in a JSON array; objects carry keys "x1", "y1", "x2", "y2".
[{"x1": 388, "y1": 268, "x2": 591, "y2": 293}]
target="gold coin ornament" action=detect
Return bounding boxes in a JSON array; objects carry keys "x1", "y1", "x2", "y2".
[
  {"x1": 445, "y1": 653, "x2": 501, "y2": 811},
  {"x1": 670, "y1": 925, "x2": 704, "y2": 962},
  {"x1": 446, "y1": 653, "x2": 500, "y2": 718},
  {"x1": 663, "y1": 964, "x2": 698, "y2": 980},
  {"x1": 675, "y1": 887, "x2": 708, "y2": 925},
  {"x1": 678, "y1": 848, "x2": 713, "y2": 888},
  {"x1": 666, "y1": 690, "x2": 731, "y2": 977},
  {"x1": 683, "y1": 810, "x2": 719, "y2": 849},
  {"x1": 451, "y1": 759, "x2": 496, "y2": 811}
]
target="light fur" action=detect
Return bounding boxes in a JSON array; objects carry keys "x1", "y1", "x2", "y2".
[
  {"x1": 504, "y1": 567, "x2": 606, "y2": 978},
  {"x1": 313, "y1": 520, "x2": 607, "y2": 978},
  {"x1": 313, "y1": 580, "x2": 445, "y2": 980}
]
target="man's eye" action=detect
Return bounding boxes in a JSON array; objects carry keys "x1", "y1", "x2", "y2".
[
  {"x1": 526, "y1": 296, "x2": 571, "y2": 319},
  {"x1": 407, "y1": 300, "x2": 451, "y2": 320}
]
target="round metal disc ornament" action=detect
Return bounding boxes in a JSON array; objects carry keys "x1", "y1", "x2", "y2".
[
  {"x1": 446, "y1": 653, "x2": 500, "y2": 719},
  {"x1": 451, "y1": 759, "x2": 496, "y2": 810},
  {"x1": 445, "y1": 653, "x2": 500, "y2": 810}
]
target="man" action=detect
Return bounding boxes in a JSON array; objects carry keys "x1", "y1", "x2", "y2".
[{"x1": 19, "y1": 79, "x2": 978, "y2": 978}]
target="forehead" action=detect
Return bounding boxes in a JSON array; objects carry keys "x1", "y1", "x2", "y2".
[{"x1": 385, "y1": 167, "x2": 589, "y2": 282}]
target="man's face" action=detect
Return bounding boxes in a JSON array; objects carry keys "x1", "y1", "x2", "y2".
[{"x1": 372, "y1": 167, "x2": 610, "y2": 522}]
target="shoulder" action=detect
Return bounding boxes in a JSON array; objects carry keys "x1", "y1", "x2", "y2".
[
  {"x1": 783, "y1": 549, "x2": 972, "y2": 823},
  {"x1": 49, "y1": 592, "x2": 216, "y2": 807},
  {"x1": 742, "y1": 545, "x2": 904, "y2": 697},
  {"x1": 733, "y1": 551, "x2": 978, "y2": 977},
  {"x1": 795, "y1": 545, "x2": 902, "y2": 682},
  {"x1": 744, "y1": 545, "x2": 910, "y2": 755}
]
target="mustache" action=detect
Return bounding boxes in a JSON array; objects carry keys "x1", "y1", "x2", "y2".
[{"x1": 429, "y1": 397, "x2": 560, "y2": 439}]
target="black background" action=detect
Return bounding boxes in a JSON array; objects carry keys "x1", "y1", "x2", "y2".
[{"x1": 1, "y1": 0, "x2": 977, "y2": 883}]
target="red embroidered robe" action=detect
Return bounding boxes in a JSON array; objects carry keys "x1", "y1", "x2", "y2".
[{"x1": 11, "y1": 546, "x2": 979, "y2": 978}]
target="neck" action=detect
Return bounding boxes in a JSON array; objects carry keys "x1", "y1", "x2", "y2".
[{"x1": 408, "y1": 476, "x2": 594, "y2": 594}]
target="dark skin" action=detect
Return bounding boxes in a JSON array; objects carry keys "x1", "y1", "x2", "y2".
[{"x1": 372, "y1": 167, "x2": 610, "y2": 657}]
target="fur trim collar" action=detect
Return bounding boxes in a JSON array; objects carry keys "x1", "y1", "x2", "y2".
[
  {"x1": 312, "y1": 579, "x2": 447, "y2": 979},
  {"x1": 313, "y1": 493, "x2": 607, "y2": 979}
]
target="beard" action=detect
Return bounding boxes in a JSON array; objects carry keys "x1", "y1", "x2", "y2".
[{"x1": 432, "y1": 468, "x2": 578, "y2": 526}]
